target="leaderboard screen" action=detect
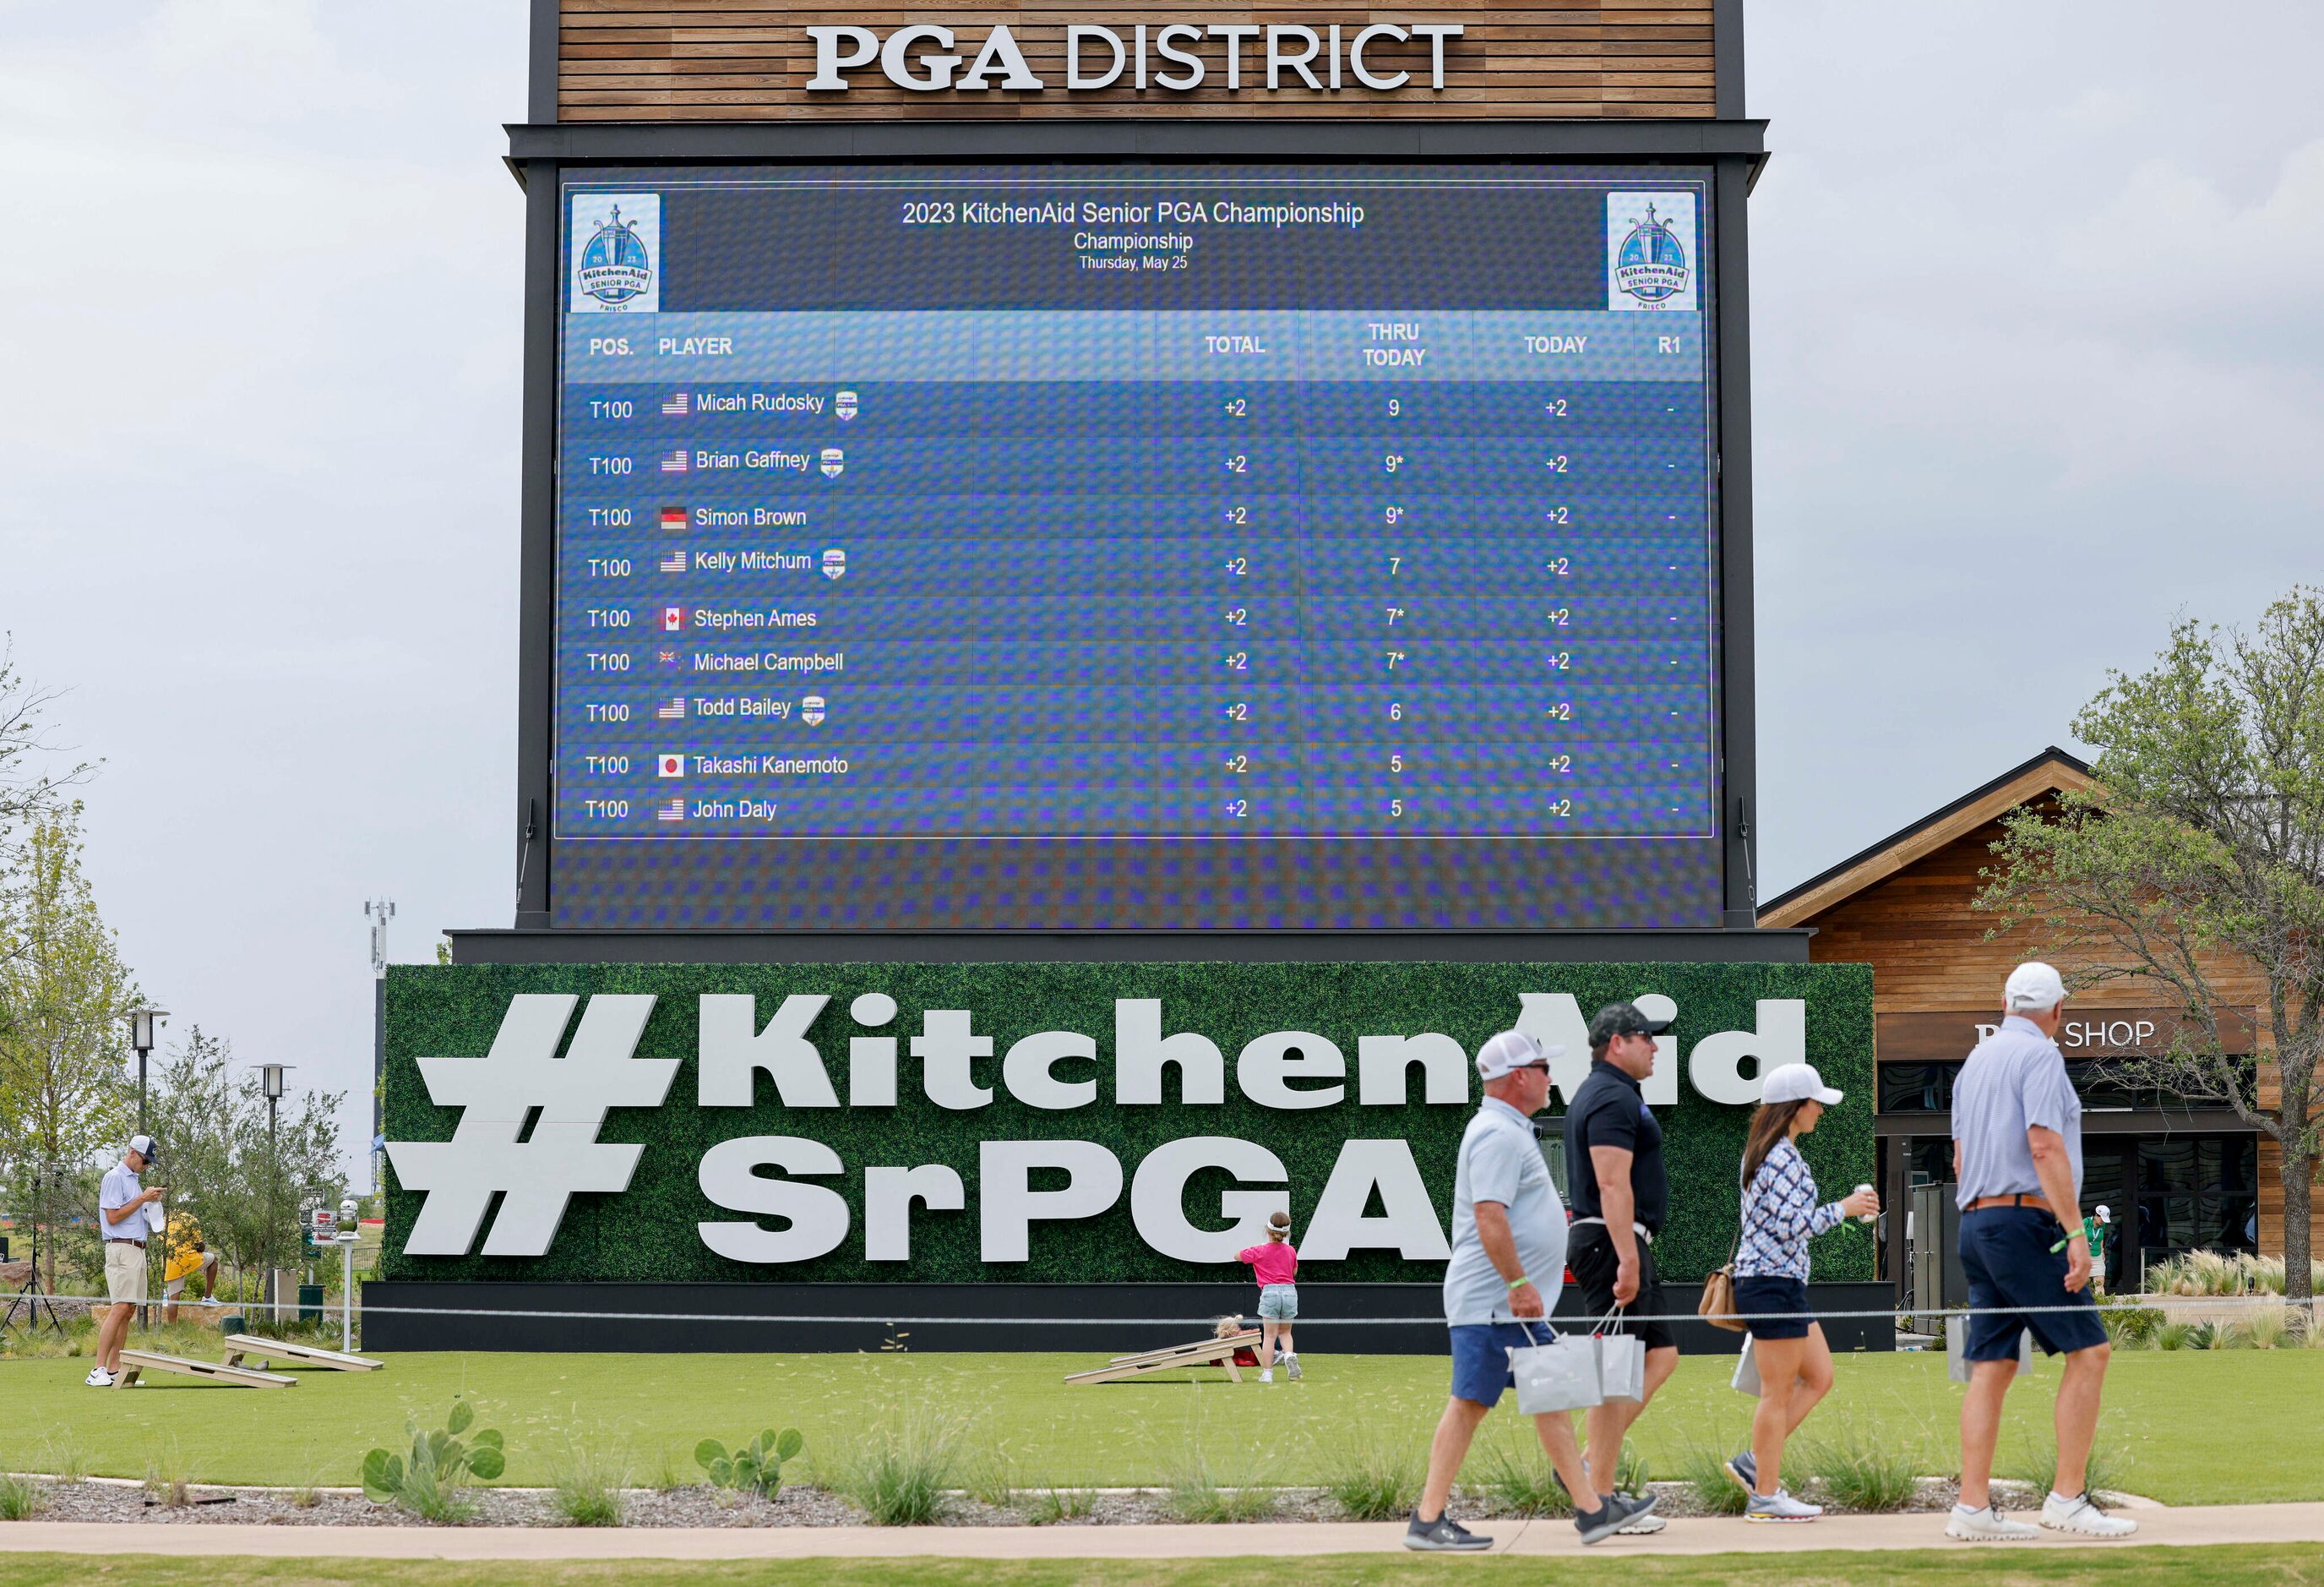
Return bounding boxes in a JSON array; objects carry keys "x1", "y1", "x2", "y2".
[{"x1": 551, "y1": 165, "x2": 1723, "y2": 930}]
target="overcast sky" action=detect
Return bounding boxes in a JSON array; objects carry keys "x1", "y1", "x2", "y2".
[{"x1": 5, "y1": 3, "x2": 2321, "y2": 1184}]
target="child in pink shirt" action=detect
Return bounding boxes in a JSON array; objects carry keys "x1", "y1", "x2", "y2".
[{"x1": 1236, "y1": 1210, "x2": 1301, "y2": 1382}]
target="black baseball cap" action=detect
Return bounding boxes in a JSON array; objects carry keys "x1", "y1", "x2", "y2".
[{"x1": 1588, "y1": 1002, "x2": 1673, "y2": 1049}]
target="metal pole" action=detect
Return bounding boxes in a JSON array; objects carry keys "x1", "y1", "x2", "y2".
[
  {"x1": 137, "y1": 1050, "x2": 147, "y2": 1133},
  {"x1": 268, "y1": 1095, "x2": 279, "y2": 1322},
  {"x1": 341, "y1": 1238, "x2": 353, "y2": 1351}
]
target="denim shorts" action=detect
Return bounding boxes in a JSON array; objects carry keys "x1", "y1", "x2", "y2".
[
  {"x1": 1258, "y1": 1284, "x2": 1298, "y2": 1321},
  {"x1": 1448, "y1": 1322, "x2": 1553, "y2": 1409},
  {"x1": 1959, "y1": 1208, "x2": 2108, "y2": 1359},
  {"x1": 1733, "y1": 1274, "x2": 1812, "y2": 1341}
]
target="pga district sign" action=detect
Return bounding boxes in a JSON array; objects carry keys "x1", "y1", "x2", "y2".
[{"x1": 384, "y1": 964, "x2": 1871, "y2": 1284}]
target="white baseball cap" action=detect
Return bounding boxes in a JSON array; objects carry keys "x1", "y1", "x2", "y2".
[
  {"x1": 2005, "y1": 961, "x2": 2068, "y2": 1012},
  {"x1": 1761, "y1": 1062, "x2": 1843, "y2": 1107},
  {"x1": 128, "y1": 1132, "x2": 161, "y2": 1164},
  {"x1": 1477, "y1": 1028, "x2": 1565, "y2": 1080}
]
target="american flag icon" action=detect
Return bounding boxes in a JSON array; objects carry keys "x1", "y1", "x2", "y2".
[
  {"x1": 656, "y1": 696, "x2": 685, "y2": 720},
  {"x1": 656, "y1": 797, "x2": 685, "y2": 822},
  {"x1": 660, "y1": 548, "x2": 688, "y2": 573},
  {"x1": 660, "y1": 450, "x2": 690, "y2": 474},
  {"x1": 661, "y1": 391, "x2": 688, "y2": 416}
]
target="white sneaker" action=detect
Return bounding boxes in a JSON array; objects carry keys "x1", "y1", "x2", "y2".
[
  {"x1": 1284, "y1": 1353, "x2": 1302, "y2": 1381},
  {"x1": 84, "y1": 1366, "x2": 115, "y2": 1388},
  {"x1": 2041, "y1": 1491, "x2": 2137, "y2": 1537},
  {"x1": 1746, "y1": 1488, "x2": 1822, "y2": 1523},
  {"x1": 1617, "y1": 1509, "x2": 1668, "y2": 1534},
  {"x1": 1946, "y1": 1503, "x2": 2039, "y2": 1541},
  {"x1": 1258, "y1": 1368, "x2": 1273, "y2": 1382}
]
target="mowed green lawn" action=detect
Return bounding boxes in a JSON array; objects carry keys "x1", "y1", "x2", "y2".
[
  {"x1": 3, "y1": 1551, "x2": 2323, "y2": 1587},
  {"x1": 4, "y1": 1347, "x2": 2320, "y2": 1506}
]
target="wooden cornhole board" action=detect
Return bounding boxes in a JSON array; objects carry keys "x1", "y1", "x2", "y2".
[
  {"x1": 1065, "y1": 1328, "x2": 1263, "y2": 1385},
  {"x1": 112, "y1": 1350, "x2": 296, "y2": 1388},
  {"x1": 222, "y1": 1334, "x2": 384, "y2": 1372}
]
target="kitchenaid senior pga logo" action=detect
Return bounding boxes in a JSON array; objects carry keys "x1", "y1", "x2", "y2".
[
  {"x1": 570, "y1": 194, "x2": 660, "y2": 313},
  {"x1": 386, "y1": 990, "x2": 1807, "y2": 1263},
  {"x1": 1607, "y1": 191, "x2": 1696, "y2": 313}
]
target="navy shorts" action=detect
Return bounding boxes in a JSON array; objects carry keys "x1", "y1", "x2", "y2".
[
  {"x1": 1733, "y1": 1275, "x2": 1812, "y2": 1341},
  {"x1": 1958, "y1": 1208, "x2": 2108, "y2": 1359},
  {"x1": 1448, "y1": 1322, "x2": 1554, "y2": 1409}
]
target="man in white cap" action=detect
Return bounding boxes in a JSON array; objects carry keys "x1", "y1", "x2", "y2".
[
  {"x1": 1945, "y1": 963, "x2": 2135, "y2": 1541},
  {"x1": 1405, "y1": 1029, "x2": 1657, "y2": 1551},
  {"x1": 90, "y1": 1133, "x2": 167, "y2": 1388}
]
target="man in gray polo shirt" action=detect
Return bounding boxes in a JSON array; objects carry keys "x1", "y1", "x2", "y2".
[
  {"x1": 1946, "y1": 963, "x2": 2134, "y2": 1541},
  {"x1": 1404, "y1": 1030, "x2": 1655, "y2": 1551},
  {"x1": 91, "y1": 1133, "x2": 167, "y2": 1388}
]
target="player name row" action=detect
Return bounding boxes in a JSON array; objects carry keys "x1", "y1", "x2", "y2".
[
  {"x1": 564, "y1": 381, "x2": 1708, "y2": 439},
  {"x1": 565, "y1": 686, "x2": 1708, "y2": 734},
  {"x1": 574, "y1": 544, "x2": 1705, "y2": 588},
  {"x1": 569, "y1": 438, "x2": 1707, "y2": 489},
  {"x1": 574, "y1": 598, "x2": 1704, "y2": 638},
  {"x1": 577, "y1": 744, "x2": 1700, "y2": 779},
  {"x1": 577, "y1": 642, "x2": 1714, "y2": 684}
]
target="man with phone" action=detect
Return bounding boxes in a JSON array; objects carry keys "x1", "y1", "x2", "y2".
[{"x1": 90, "y1": 1133, "x2": 166, "y2": 1388}]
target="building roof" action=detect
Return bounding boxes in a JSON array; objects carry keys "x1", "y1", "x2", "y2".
[{"x1": 1756, "y1": 747, "x2": 2095, "y2": 929}]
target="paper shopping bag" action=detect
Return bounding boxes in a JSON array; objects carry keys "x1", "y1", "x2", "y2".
[
  {"x1": 1508, "y1": 1322, "x2": 1603, "y2": 1414},
  {"x1": 1731, "y1": 1333, "x2": 1762, "y2": 1396},
  {"x1": 1593, "y1": 1312, "x2": 1646, "y2": 1404},
  {"x1": 1946, "y1": 1316, "x2": 2034, "y2": 1382}
]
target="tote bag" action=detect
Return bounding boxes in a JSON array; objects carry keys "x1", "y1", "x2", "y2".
[
  {"x1": 1592, "y1": 1308, "x2": 1647, "y2": 1404},
  {"x1": 1730, "y1": 1332, "x2": 1762, "y2": 1397},
  {"x1": 1507, "y1": 1321, "x2": 1603, "y2": 1415}
]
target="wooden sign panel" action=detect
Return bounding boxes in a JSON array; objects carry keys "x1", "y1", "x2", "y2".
[
  {"x1": 1876, "y1": 1007, "x2": 2261, "y2": 1066},
  {"x1": 557, "y1": 2, "x2": 1718, "y2": 122}
]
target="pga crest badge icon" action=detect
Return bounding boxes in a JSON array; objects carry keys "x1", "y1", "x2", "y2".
[
  {"x1": 1606, "y1": 191, "x2": 1697, "y2": 313},
  {"x1": 570, "y1": 194, "x2": 661, "y2": 314}
]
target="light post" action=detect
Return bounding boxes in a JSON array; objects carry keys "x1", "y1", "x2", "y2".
[
  {"x1": 260, "y1": 1063, "x2": 293, "y2": 1323},
  {"x1": 126, "y1": 1006, "x2": 167, "y2": 1132}
]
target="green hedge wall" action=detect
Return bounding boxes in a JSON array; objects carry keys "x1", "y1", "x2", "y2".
[{"x1": 384, "y1": 960, "x2": 1874, "y2": 1286}]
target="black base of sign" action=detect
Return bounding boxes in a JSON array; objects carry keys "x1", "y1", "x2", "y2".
[{"x1": 360, "y1": 1281, "x2": 1896, "y2": 1355}]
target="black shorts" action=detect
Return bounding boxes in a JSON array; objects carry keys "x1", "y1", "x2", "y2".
[
  {"x1": 1733, "y1": 1274, "x2": 1812, "y2": 1341},
  {"x1": 1568, "y1": 1224, "x2": 1676, "y2": 1351}
]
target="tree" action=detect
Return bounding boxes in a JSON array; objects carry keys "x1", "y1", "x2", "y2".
[
  {"x1": 0, "y1": 809, "x2": 137, "y2": 1291},
  {"x1": 1978, "y1": 586, "x2": 2324, "y2": 1305},
  {"x1": 144, "y1": 1026, "x2": 348, "y2": 1301},
  {"x1": 0, "y1": 636, "x2": 95, "y2": 859}
]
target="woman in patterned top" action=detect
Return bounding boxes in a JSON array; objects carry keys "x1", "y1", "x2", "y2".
[{"x1": 1726, "y1": 1062, "x2": 1880, "y2": 1523}]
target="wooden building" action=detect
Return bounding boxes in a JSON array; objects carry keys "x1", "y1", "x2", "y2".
[{"x1": 1760, "y1": 747, "x2": 2318, "y2": 1292}]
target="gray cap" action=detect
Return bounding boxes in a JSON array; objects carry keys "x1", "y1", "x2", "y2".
[{"x1": 1588, "y1": 1001, "x2": 1673, "y2": 1050}]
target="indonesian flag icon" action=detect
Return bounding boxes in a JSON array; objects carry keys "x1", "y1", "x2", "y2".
[
  {"x1": 661, "y1": 606, "x2": 685, "y2": 631},
  {"x1": 657, "y1": 752, "x2": 685, "y2": 778}
]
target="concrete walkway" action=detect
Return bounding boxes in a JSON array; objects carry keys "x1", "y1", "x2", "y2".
[{"x1": 5, "y1": 1504, "x2": 2324, "y2": 1560}]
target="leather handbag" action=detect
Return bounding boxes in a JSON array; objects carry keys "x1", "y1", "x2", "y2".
[{"x1": 1699, "y1": 1175, "x2": 1747, "y2": 1332}]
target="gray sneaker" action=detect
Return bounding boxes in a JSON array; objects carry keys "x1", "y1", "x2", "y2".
[
  {"x1": 1404, "y1": 1512, "x2": 1491, "y2": 1552},
  {"x1": 1284, "y1": 1352, "x2": 1302, "y2": 1381},
  {"x1": 1576, "y1": 1491, "x2": 1657, "y2": 1545},
  {"x1": 1726, "y1": 1451, "x2": 1756, "y2": 1493},
  {"x1": 1746, "y1": 1488, "x2": 1821, "y2": 1524}
]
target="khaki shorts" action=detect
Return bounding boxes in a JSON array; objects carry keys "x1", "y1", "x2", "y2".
[{"x1": 105, "y1": 1241, "x2": 148, "y2": 1304}]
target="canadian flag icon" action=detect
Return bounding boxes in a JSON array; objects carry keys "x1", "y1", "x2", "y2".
[
  {"x1": 662, "y1": 606, "x2": 685, "y2": 631},
  {"x1": 657, "y1": 753, "x2": 685, "y2": 778}
]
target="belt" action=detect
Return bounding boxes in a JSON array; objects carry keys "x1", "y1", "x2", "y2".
[
  {"x1": 1570, "y1": 1218, "x2": 1655, "y2": 1244},
  {"x1": 106, "y1": 1238, "x2": 146, "y2": 1248},
  {"x1": 1964, "y1": 1194, "x2": 2053, "y2": 1213}
]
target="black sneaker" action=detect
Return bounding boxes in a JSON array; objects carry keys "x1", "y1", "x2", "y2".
[
  {"x1": 1404, "y1": 1512, "x2": 1492, "y2": 1552},
  {"x1": 1576, "y1": 1492, "x2": 1658, "y2": 1545}
]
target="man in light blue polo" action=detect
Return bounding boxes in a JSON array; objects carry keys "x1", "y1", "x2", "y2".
[
  {"x1": 1946, "y1": 963, "x2": 2135, "y2": 1541},
  {"x1": 90, "y1": 1133, "x2": 167, "y2": 1388},
  {"x1": 1405, "y1": 1030, "x2": 1656, "y2": 1551}
]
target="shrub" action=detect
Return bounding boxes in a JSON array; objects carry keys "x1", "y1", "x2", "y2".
[
  {"x1": 828, "y1": 1410, "x2": 961, "y2": 1526},
  {"x1": 1799, "y1": 1423, "x2": 1919, "y2": 1513},
  {"x1": 551, "y1": 1445, "x2": 629, "y2": 1527},
  {"x1": 1027, "y1": 1487, "x2": 1096, "y2": 1525},
  {"x1": 2153, "y1": 1321, "x2": 2194, "y2": 1351},
  {"x1": 1163, "y1": 1446, "x2": 1276, "y2": 1524},
  {"x1": 1672, "y1": 1442, "x2": 1750, "y2": 1517},
  {"x1": 694, "y1": 1427, "x2": 803, "y2": 1499},
  {"x1": 963, "y1": 1449, "x2": 1016, "y2": 1511},
  {"x1": 1319, "y1": 1433, "x2": 1423, "y2": 1521},
  {"x1": 0, "y1": 1475, "x2": 47, "y2": 1521},
  {"x1": 1471, "y1": 1437, "x2": 1573, "y2": 1519},
  {"x1": 2241, "y1": 1306, "x2": 2291, "y2": 1350},
  {"x1": 144, "y1": 1445, "x2": 192, "y2": 1510},
  {"x1": 2102, "y1": 1306, "x2": 2163, "y2": 1347},
  {"x1": 361, "y1": 1398, "x2": 505, "y2": 1524}
]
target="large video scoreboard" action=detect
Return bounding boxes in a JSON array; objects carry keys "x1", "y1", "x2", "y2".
[{"x1": 548, "y1": 164, "x2": 1724, "y2": 930}]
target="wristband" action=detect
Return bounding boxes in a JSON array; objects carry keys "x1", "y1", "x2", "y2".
[{"x1": 1507, "y1": 1276, "x2": 1534, "y2": 1293}]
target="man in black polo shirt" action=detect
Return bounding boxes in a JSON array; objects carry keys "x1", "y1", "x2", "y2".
[{"x1": 1564, "y1": 1001, "x2": 1679, "y2": 1509}]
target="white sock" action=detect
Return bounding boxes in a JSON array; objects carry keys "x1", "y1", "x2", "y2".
[{"x1": 2049, "y1": 1490, "x2": 2078, "y2": 1506}]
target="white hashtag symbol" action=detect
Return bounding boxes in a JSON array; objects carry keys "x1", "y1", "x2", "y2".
[{"x1": 387, "y1": 994, "x2": 679, "y2": 1257}]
